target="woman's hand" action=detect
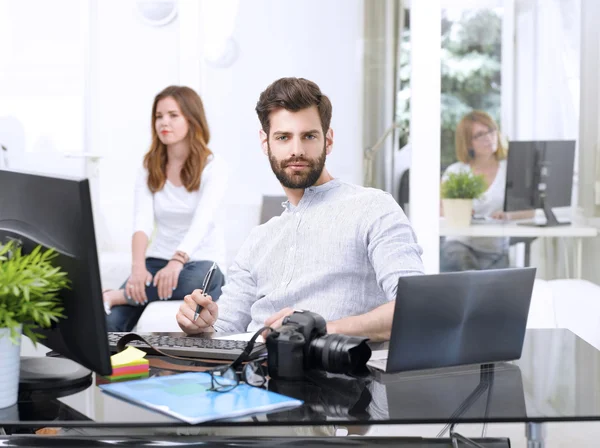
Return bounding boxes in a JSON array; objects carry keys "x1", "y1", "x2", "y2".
[
  {"x1": 126, "y1": 265, "x2": 153, "y2": 304},
  {"x1": 498, "y1": 209, "x2": 536, "y2": 221},
  {"x1": 153, "y1": 260, "x2": 184, "y2": 300},
  {"x1": 490, "y1": 210, "x2": 508, "y2": 220}
]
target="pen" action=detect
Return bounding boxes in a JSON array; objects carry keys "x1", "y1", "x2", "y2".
[{"x1": 193, "y1": 262, "x2": 217, "y2": 323}]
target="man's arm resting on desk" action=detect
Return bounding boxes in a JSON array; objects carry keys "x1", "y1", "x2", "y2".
[
  {"x1": 265, "y1": 301, "x2": 394, "y2": 342},
  {"x1": 327, "y1": 301, "x2": 394, "y2": 342}
]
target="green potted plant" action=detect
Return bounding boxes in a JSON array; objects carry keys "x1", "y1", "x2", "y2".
[
  {"x1": 441, "y1": 172, "x2": 487, "y2": 227},
  {"x1": 0, "y1": 241, "x2": 68, "y2": 408}
]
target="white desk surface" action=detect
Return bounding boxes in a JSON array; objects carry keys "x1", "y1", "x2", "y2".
[{"x1": 440, "y1": 218, "x2": 599, "y2": 238}]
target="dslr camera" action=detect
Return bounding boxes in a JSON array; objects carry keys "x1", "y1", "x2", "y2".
[{"x1": 266, "y1": 310, "x2": 372, "y2": 380}]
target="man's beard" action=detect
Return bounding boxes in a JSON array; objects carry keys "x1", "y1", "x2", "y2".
[{"x1": 268, "y1": 144, "x2": 326, "y2": 189}]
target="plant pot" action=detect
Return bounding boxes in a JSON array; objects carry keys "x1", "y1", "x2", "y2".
[
  {"x1": 0, "y1": 325, "x2": 21, "y2": 409},
  {"x1": 442, "y1": 198, "x2": 473, "y2": 227}
]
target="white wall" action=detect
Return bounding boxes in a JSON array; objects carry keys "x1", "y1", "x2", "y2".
[
  {"x1": 0, "y1": 0, "x2": 87, "y2": 177},
  {"x1": 89, "y1": 0, "x2": 180, "y2": 252}
]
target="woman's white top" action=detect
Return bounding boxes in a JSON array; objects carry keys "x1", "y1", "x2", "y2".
[
  {"x1": 133, "y1": 154, "x2": 227, "y2": 268},
  {"x1": 442, "y1": 159, "x2": 508, "y2": 254}
]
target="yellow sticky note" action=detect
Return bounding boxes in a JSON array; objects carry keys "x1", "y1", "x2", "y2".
[{"x1": 111, "y1": 346, "x2": 148, "y2": 368}]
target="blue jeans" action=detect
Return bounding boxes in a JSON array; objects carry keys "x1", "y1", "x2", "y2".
[
  {"x1": 105, "y1": 258, "x2": 224, "y2": 332},
  {"x1": 440, "y1": 241, "x2": 509, "y2": 272}
]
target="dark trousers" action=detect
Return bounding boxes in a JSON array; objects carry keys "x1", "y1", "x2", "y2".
[
  {"x1": 440, "y1": 241, "x2": 509, "y2": 272},
  {"x1": 105, "y1": 258, "x2": 224, "y2": 332}
]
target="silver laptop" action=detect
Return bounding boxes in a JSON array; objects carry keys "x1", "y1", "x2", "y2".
[{"x1": 382, "y1": 267, "x2": 536, "y2": 373}]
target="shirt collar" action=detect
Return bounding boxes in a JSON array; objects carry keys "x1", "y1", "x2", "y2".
[
  {"x1": 306, "y1": 178, "x2": 341, "y2": 193},
  {"x1": 282, "y1": 178, "x2": 341, "y2": 211}
]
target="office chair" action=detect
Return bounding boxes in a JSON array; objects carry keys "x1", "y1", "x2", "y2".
[
  {"x1": 260, "y1": 195, "x2": 288, "y2": 224},
  {"x1": 398, "y1": 169, "x2": 410, "y2": 213}
]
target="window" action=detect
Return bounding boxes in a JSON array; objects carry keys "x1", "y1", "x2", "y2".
[
  {"x1": 395, "y1": 4, "x2": 504, "y2": 171},
  {"x1": 440, "y1": 7, "x2": 503, "y2": 170}
]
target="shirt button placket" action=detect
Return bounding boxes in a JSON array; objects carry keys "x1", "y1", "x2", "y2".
[
  {"x1": 277, "y1": 214, "x2": 292, "y2": 287},
  {"x1": 281, "y1": 212, "x2": 300, "y2": 287}
]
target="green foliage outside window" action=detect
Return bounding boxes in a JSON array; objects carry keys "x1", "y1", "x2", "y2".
[{"x1": 396, "y1": 8, "x2": 503, "y2": 170}]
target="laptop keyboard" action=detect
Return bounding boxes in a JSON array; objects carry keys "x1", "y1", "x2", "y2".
[{"x1": 107, "y1": 332, "x2": 266, "y2": 361}]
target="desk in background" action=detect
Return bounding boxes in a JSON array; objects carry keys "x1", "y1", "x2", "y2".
[{"x1": 440, "y1": 218, "x2": 598, "y2": 278}]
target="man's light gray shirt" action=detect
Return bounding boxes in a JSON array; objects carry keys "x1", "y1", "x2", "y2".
[{"x1": 214, "y1": 179, "x2": 424, "y2": 333}]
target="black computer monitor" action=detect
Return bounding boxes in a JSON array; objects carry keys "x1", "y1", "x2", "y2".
[
  {"x1": 504, "y1": 140, "x2": 576, "y2": 227},
  {"x1": 0, "y1": 169, "x2": 112, "y2": 385}
]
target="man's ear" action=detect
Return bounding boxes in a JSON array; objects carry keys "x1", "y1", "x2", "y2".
[
  {"x1": 325, "y1": 128, "x2": 334, "y2": 155},
  {"x1": 259, "y1": 129, "x2": 269, "y2": 155}
]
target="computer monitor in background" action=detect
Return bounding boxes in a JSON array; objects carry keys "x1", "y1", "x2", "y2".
[
  {"x1": 0, "y1": 169, "x2": 112, "y2": 388},
  {"x1": 504, "y1": 140, "x2": 576, "y2": 227}
]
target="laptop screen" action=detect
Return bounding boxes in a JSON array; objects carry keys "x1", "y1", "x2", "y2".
[{"x1": 386, "y1": 268, "x2": 536, "y2": 373}]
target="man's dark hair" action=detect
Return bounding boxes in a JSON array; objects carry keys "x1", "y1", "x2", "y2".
[{"x1": 255, "y1": 77, "x2": 333, "y2": 137}]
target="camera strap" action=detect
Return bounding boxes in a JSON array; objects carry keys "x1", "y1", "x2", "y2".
[{"x1": 231, "y1": 326, "x2": 274, "y2": 369}]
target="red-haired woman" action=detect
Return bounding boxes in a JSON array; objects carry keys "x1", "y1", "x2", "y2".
[{"x1": 104, "y1": 86, "x2": 226, "y2": 332}]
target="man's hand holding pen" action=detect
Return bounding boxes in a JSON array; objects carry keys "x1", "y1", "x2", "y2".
[
  {"x1": 176, "y1": 262, "x2": 219, "y2": 334},
  {"x1": 176, "y1": 289, "x2": 219, "y2": 334}
]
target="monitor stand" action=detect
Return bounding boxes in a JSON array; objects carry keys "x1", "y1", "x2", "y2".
[
  {"x1": 517, "y1": 202, "x2": 570, "y2": 227},
  {"x1": 19, "y1": 356, "x2": 92, "y2": 398}
]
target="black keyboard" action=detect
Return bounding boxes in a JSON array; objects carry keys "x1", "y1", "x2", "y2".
[{"x1": 107, "y1": 332, "x2": 266, "y2": 361}]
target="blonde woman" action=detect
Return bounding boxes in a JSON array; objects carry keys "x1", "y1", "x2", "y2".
[
  {"x1": 440, "y1": 110, "x2": 532, "y2": 272},
  {"x1": 104, "y1": 86, "x2": 227, "y2": 332}
]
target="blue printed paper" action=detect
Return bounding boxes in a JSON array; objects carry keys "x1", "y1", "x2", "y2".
[{"x1": 99, "y1": 372, "x2": 303, "y2": 424}]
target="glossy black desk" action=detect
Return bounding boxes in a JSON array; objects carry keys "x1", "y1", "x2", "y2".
[{"x1": 2, "y1": 329, "x2": 600, "y2": 447}]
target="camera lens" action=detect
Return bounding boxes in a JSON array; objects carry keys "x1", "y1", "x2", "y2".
[{"x1": 309, "y1": 334, "x2": 371, "y2": 375}]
